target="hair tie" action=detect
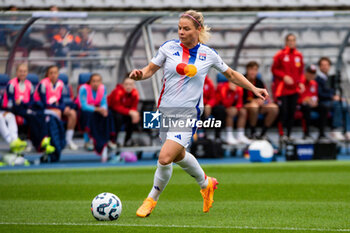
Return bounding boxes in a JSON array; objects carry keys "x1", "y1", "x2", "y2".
[{"x1": 181, "y1": 13, "x2": 201, "y2": 27}]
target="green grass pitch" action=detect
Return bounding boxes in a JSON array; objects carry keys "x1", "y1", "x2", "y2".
[{"x1": 0, "y1": 161, "x2": 349, "y2": 233}]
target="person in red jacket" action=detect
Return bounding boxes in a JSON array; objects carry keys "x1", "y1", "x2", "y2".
[
  {"x1": 203, "y1": 76, "x2": 216, "y2": 118},
  {"x1": 299, "y1": 65, "x2": 328, "y2": 140},
  {"x1": 271, "y1": 33, "x2": 305, "y2": 140},
  {"x1": 108, "y1": 76, "x2": 140, "y2": 146},
  {"x1": 216, "y1": 82, "x2": 251, "y2": 144}
]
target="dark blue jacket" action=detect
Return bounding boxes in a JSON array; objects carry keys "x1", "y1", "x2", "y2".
[{"x1": 316, "y1": 74, "x2": 335, "y2": 102}]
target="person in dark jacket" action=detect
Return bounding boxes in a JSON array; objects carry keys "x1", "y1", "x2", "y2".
[
  {"x1": 108, "y1": 76, "x2": 140, "y2": 146},
  {"x1": 316, "y1": 57, "x2": 350, "y2": 141},
  {"x1": 299, "y1": 64, "x2": 328, "y2": 140}
]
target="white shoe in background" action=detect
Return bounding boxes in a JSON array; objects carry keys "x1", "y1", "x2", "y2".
[
  {"x1": 108, "y1": 141, "x2": 117, "y2": 150},
  {"x1": 345, "y1": 132, "x2": 350, "y2": 141},
  {"x1": 101, "y1": 147, "x2": 108, "y2": 163},
  {"x1": 225, "y1": 134, "x2": 238, "y2": 145},
  {"x1": 67, "y1": 141, "x2": 79, "y2": 150},
  {"x1": 237, "y1": 134, "x2": 252, "y2": 144},
  {"x1": 330, "y1": 131, "x2": 345, "y2": 141}
]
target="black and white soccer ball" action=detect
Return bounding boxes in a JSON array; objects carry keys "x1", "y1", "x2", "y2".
[{"x1": 91, "y1": 192, "x2": 122, "y2": 221}]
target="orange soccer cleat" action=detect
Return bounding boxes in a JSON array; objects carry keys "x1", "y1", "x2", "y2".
[
  {"x1": 200, "y1": 177, "x2": 219, "y2": 213},
  {"x1": 136, "y1": 197, "x2": 157, "y2": 218}
]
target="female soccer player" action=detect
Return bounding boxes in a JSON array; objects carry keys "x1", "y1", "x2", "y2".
[{"x1": 130, "y1": 10, "x2": 268, "y2": 217}]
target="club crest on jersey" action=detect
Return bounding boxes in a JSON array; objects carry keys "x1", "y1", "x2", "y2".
[{"x1": 199, "y1": 53, "x2": 206, "y2": 61}]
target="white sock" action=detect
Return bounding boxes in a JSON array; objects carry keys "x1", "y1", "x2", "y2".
[
  {"x1": 237, "y1": 128, "x2": 245, "y2": 137},
  {"x1": 176, "y1": 151, "x2": 208, "y2": 189},
  {"x1": 4, "y1": 112, "x2": 18, "y2": 142},
  {"x1": 101, "y1": 147, "x2": 108, "y2": 160},
  {"x1": 0, "y1": 114, "x2": 12, "y2": 144},
  {"x1": 226, "y1": 127, "x2": 234, "y2": 138},
  {"x1": 65, "y1": 129, "x2": 74, "y2": 143},
  {"x1": 148, "y1": 161, "x2": 173, "y2": 201}
]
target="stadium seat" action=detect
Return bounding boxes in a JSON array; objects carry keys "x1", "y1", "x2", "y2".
[
  {"x1": 78, "y1": 73, "x2": 92, "y2": 85},
  {"x1": 152, "y1": 33, "x2": 166, "y2": 47},
  {"x1": 224, "y1": 31, "x2": 242, "y2": 46},
  {"x1": 262, "y1": 31, "x2": 283, "y2": 46},
  {"x1": 217, "y1": 73, "x2": 227, "y2": 83},
  {"x1": 321, "y1": 31, "x2": 340, "y2": 45},
  {"x1": 58, "y1": 73, "x2": 69, "y2": 85},
  {"x1": 59, "y1": 73, "x2": 75, "y2": 106},
  {"x1": 245, "y1": 31, "x2": 263, "y2": 46},
  {"x1": 165, "y1": 31, "x2": 179, "y2": 42},
  {"x1": 301, "y1": 30, "x2": 321, "y2": 45},
  {"x1": 208, "y1": 32, "x2": 225, "y2": 47},
  {"x1": 72, "y1": 68, "x2": 89, "y2": 83},
  {"x1": 107, "y1": 32, "x2": 126, "y2": 46},
  {"x1": 91, "y1": 32, "x2": 108, "y2": 47},
  {"x1": 84, "y1": 0, "x2": 106, "y2": 7},
  {"x1": 29, "y1": 50, "x2": 55, "y2": 67},
  {"x1": 94, "y1": 69, "x2": 111, "y2": 83},
  {"x1": 129, "y1": 0, "x2": 147, "y2": 7},
  {"x1": 43, "y1": 0, "x2": 66, "y2": 7},
  {"x1": 0, "y1": 74, "x2": 10, "y2": 90},
  {"x1": 104, "y1": 0, "x2": 129, "y2": 7},
  {"x1": 26, "y1": 73, "x2": 39, "y2": 87},
  {"x1": 65, "y1": 0, "x2": 85, "y2": 7}
]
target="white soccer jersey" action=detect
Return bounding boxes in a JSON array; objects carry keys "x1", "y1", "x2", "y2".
[{"x1": 151, "y1": 39, "x2": 229, "y2": 110}]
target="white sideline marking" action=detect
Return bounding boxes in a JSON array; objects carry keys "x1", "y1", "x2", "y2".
[{"x1": 0, "y1": 222, "x2": 349, "y2": 232}]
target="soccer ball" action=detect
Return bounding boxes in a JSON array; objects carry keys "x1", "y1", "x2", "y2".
[
  {"x1": 91, "y1": 192, "x2": 122, "y2": 221},
  {"x1": 248, "y1": 140, "x2": 274, "y2": 162}
]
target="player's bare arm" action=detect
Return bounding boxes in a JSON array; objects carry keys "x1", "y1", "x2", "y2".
[
  {"x1": 129, "y1": 63, "x2": 160, "y2": 81},
  {"x1": 223, "y1": 67, "x2": 269, "y2": 101}
]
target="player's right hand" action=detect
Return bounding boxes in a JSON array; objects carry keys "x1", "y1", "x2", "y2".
[
  {"x1": 283, "y1": 75, "x2": 294, "y2": 85},
  {"x1": 129, "y1": 69, "x2": 143, "y2": 81}
]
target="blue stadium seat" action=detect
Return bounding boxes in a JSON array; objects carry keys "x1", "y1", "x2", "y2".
[
  {"x1": 0, "y1": 74, "x2": 10, "y2": 89},
  {"x1": 0, "y1": 74, "x2": 10, "y2": 106},
  {"x1": 58, "y1": 73, "x2": 75, "y2": 107},
  {"x1": 78, "y1": 73, "x2": 92, "y2": 85},
  {"x1": 217, "y1": 73, "x2": 227, "y2": 83},
  {"x1": 26, "y1": 73, "x2": 39, "y2": 87},
  {"x1": 58, "y1": 73, "x2": 69, "y2": 85}
]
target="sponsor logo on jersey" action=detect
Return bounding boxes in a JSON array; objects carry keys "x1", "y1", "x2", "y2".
[{"x1": 173, "y1": 51, "x2": 180, "y2": 56}]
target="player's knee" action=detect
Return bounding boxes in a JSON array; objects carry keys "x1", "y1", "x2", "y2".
[
  {"x1": 239, "y1": 108, "x2": 247, "y2": 117},
  {"x1": 70, "y1": 110, "x2": 77, "y2": 119},
  {"x1": 56, "y1": 111, "x2": 62, "y2": 119},
  {"x1": 226, "y1": 107, "x2": 237, "y2": 117},
  {"x1": 158, "y1": 153, "x2": 174, "y2": 165},
  {"x1": 4, "y1": 112, "x2": 15, "y2": 121},
  {"x1": 247, "y1": 102, "x2": 259, "y2": 110}
]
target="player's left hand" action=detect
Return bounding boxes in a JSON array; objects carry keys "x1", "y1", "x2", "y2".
[
  {"x1": 253, "y1": 87, "x2": 269, "y2": 101},
  {"x1": 129, "y1": 69, "x2": 143, "y2": 81},
  {"x1": 298, "y1": 83, "x2": 305, "y2": 93}
]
